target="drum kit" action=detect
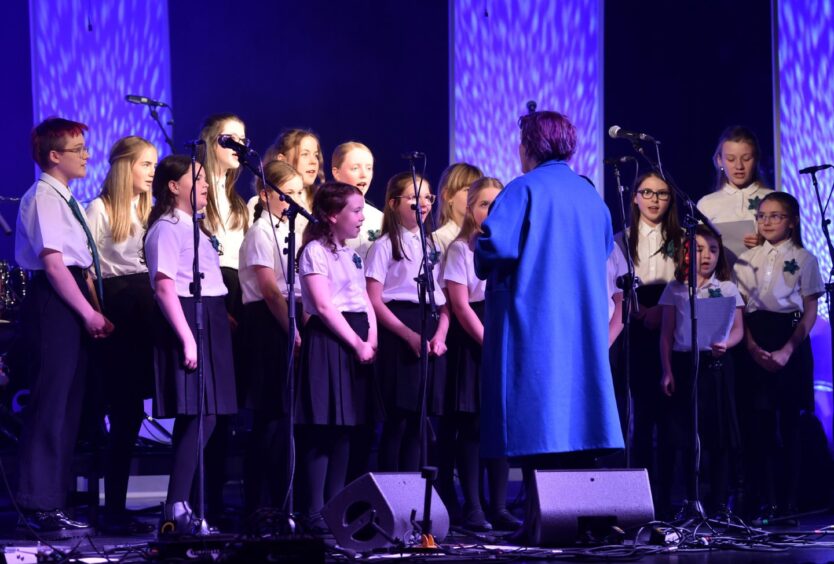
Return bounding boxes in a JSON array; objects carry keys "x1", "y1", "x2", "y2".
[{"x1": 0, "y1": 260, "x2": 27, "y2": 444}]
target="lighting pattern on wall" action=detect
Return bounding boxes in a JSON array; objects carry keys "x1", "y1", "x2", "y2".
[
  {"x1": 29, "y1": 0, "x2": 172, "y2": 203},
  {"x1": 776, "y1": 0, "x2": 834, "y2": 438},
  {"x1": 451, "y1": 0, "x2": 603, "y2": 189}
]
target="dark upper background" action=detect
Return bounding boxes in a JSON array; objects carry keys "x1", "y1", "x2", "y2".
[{"x1": 3, "y1": 0, "x2": 772, "y2": 259}]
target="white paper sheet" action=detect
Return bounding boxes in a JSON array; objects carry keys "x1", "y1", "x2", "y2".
[{"x1": 679, "y1": 296, "x2": 736, "y2": 350}]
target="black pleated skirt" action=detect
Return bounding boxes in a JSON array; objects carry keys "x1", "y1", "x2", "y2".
[
  {"x1": 100, "y1": 273, "x2": 155, "y2": 400},
  {"x1": 377, "y1": 300, "x2": 446, "y2": 415},
  {"x1": 667, "y1": 350, "x2": 741, "y2": 451},
  {"x1": 444, "y1": 301, "x2": 484, "y2": 413},
  {"x1": 153, "y1": 295, "x2": 237, "y2": 417},
  {"x1": 295, "y1": 312, "x2": 383, "y2": 426},
  {"x1": 745, "y1": 310, "x2": 814, "y2": 411},
  {"x1": 241, "y1": 300, "x2": 295, "y2": 414}
]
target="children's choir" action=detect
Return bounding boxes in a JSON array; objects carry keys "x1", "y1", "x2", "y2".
[{"x1": 11, "y1": 116, "x2": 824, "y2": 540}]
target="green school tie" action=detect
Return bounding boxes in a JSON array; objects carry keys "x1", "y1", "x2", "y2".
[{"x1": 66, "y1": 195, "x2": 104, "y2": 308}]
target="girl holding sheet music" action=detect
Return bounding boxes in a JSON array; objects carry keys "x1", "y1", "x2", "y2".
[
  {"x1": 658, "y1": 224, "x2": 744, "y2": 514},
  {"x1": 696, "y1": 126, "x2": 773, "y2": 254},
  {"x1": 733, "y1": 192, "x2": 823, "y2": 522}
]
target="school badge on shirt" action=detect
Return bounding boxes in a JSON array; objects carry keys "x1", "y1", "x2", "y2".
[
  {"x1": 352, "y1": 253, "x2": 363, "y2": 269},
  {"x1": 747, "y1": 196, "x2": 763, "y2": 211},
  {"x1": 209, "y1": 235, "x2": 223, "y2": 255},
  {"x1": 708, "y1": 288, "x2": 723, "y2": 298},
  {"x1": 367, "y1": 229, "x2": 381, "y2": 242},
  {"x1": 783, "y1": 259, "x2": 799, "y2": 274}
]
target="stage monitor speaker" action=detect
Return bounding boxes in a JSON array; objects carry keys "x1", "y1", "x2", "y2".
[
  {"x1": 531, "y1": 469, "x2": 654, "y2": 546},
  {"x1": 321, "y1": 472, "x2": 449, "y2": 552}
]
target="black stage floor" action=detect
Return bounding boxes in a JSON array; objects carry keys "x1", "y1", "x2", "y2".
[{"x1": 3, "y1": 510, "x2": 834, "y2": 562}]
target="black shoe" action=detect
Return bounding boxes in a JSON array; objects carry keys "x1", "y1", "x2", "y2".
[
  {"x1": 158, "y1": 501, "x2": 218, "y2": 537},
  {"x1": 299, "y1": 514, "x2": 329, "y2": 536},
  {"x1": 490, "y1": 508, "x2": 523, "y2": 531},
  {"x1": 99, "y1": 514, "x2": 156, "y2": 536},
  {"x1": 16, "y1": 509, "x2": 94, "y2": 540},
  {"x1": 461, "y1": 505, "x2": 492, "y2": 532}
]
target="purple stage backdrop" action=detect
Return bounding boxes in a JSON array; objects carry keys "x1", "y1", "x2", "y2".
[
  {"x1": 450, "y1": 0, "x2": 604, "y2": 190},
  {"x1": 776, "y1": 0, "x2": 834, "y2": 442},
  {"x1": 29, "y1": 0, "x2": 172, "y2": 203}
]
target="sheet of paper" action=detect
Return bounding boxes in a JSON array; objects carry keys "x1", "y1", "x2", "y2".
[
  {"x1": 714, "y1": 219, "x2": 756, "y2": 261},
  {"x1": 679, "y1": 296, "x2": 736, "y2": 350}
]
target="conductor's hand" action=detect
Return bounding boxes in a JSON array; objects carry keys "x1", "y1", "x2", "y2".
[{"x1": 661, "y1": 372, "x2": 675, "y2": 397}]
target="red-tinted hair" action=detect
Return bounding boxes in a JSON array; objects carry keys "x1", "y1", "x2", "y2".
[
  {"x1": 31, "y1": 117, "x2": 88, "y2": 170},
  {"x1": 518, "y1": 111, "x2": 577, "y2": 165}
]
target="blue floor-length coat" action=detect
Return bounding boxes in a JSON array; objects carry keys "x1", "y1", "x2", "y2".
[{"x1": 474, "y1": 159, "x2": 624, "y2": 458}]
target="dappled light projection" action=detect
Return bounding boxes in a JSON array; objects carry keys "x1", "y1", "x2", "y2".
[
  {"x1": 29, "y1": 0, "x2": 172, "y2": 202},
  {"x1": 777, "y1": 0, "x2": 834, "y2": 436},
  {"x1": 452, "y1": 0, "x2": 602, "y2": 187}
]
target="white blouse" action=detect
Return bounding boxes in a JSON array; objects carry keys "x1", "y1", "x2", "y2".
[
  {"x1": 239, "y1": 211, "x2": 303, "y2": 304},
  {"x1": 734, "y1": 240, "x2": 824, "y2": 314},
  {"x1": 432, "y1": 221, "x2": 460, "y2": 255},
  {"x1": 364, "y1": 227, "x2": 446, "y2": 305},
  {"x1": 697, "y1": 182, "x2": 774, "y2": 224},
  {"x1": 15, "y1": 173, "x2": 93, "y2": 271},
  {"x1": 86, "y1": 196, "x2": 148, "y2": 278},
  {"x1": 299, "y1": 239, "x2": 369, "y2": 315},
  {"x1": 213, "y1": 177, "x2": 246, "y2": 270},
  {"x1": 144, "y1": 208, "x2": 227, "y2": 297},
  {"x1": 443, "y1": 238, "x2": 485, "y2": 303}
]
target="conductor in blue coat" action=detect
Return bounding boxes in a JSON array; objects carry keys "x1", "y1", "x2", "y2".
[{"x1": 474, "y1": 110, "x2": 624, "y2": 467}]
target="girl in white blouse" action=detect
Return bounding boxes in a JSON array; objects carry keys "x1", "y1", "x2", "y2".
[
  {"x1": 437, "y1": 177, "x2": 520, "y2": 531},
  {"x1": 295, "y1": 181, "x2": 379, "y2": 533},
  {"x1": 697, "y1": 126, "x2": 773, "y2": 250},
  {"x1": 366, "y1": 172, "x2": 449, "y2": 472},
  {"x1": 734, "y1": 192, "x2": 823, "y2": 521},
  {"x1": 432, "y1": 163, "x2": 483, "y2": 254},
  {"x1": 144, "y1": 155, "x2": 236, "y2": 536},
  {"x1": 238, "y1": 161, "x2": 304, "y2": 514},
  {"x1": 86, "y1": 135, "x2": 157, "y2": 535}
]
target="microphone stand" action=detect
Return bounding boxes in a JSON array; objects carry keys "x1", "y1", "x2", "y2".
[
  {"x1": 404, "y1": 153, "x2": 440, "y2": 548},
  {"x1": 610, "y1": 161, "x2": 640, "y2": 467},
  {"x1": 805, "y1": 170, "x2": 834, "y2": 454},
  {"x1": 626, "y1": 141, "x2": 721, "y2": 525},
  {"x1": 186, "y1": 141, "x2": 211, "y2": 536},
  {"x1": 236, "y1": 147, "x2": 315, "y2": 530},
  {"x1": 148, "y1": 105, "x2": 175, "y2": 155}
]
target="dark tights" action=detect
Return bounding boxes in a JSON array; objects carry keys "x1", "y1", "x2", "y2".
[
  {"x1": 244, "y1": 413, "x2": 291, "y2": 514},
  {"x1": 378, "y1": 410, "x2": 421, "y2": 471},
  {"x1": 437, "y1": 413, "x2": 510, "y2": 518},
  {"x1": 295, "y1": 425, "x2": 350, "y2": 516},
  {"x1": 755, "y1": 408, "x2": 800, "y2": 508},
  {"x1": 168, "y1": 414, "x2": 217, "y2": 502},
  {"x1": 104, "y1": 396, "x2": 145, "y2": 518}
]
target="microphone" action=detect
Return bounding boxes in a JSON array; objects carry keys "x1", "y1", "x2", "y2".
[
  {"x1": 604, "y1": 156, "x2": 637, "y2": 165},
  {"x1": 401, "y1": 151, "x2": 425, "y2": 160},
  {"x1": 608, "y1": 125, "x2": 657, "y2": 143},
  {"x1": 125, "y1": 94, "x2": 167, "y2": 107},
  {"x1": 526, "y1": 100, "x2": 537, "y2": 114},
  {"x1": 217, "y1": 134, "x2": 253, "y2": 155},
  {"x1": 799, "y1": 163, "x2": 833, "y2": 175}
]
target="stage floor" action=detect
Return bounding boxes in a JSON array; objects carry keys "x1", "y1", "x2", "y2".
[{"x1": 3, "y1": 511, "x2": 834, "y2": 562}]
